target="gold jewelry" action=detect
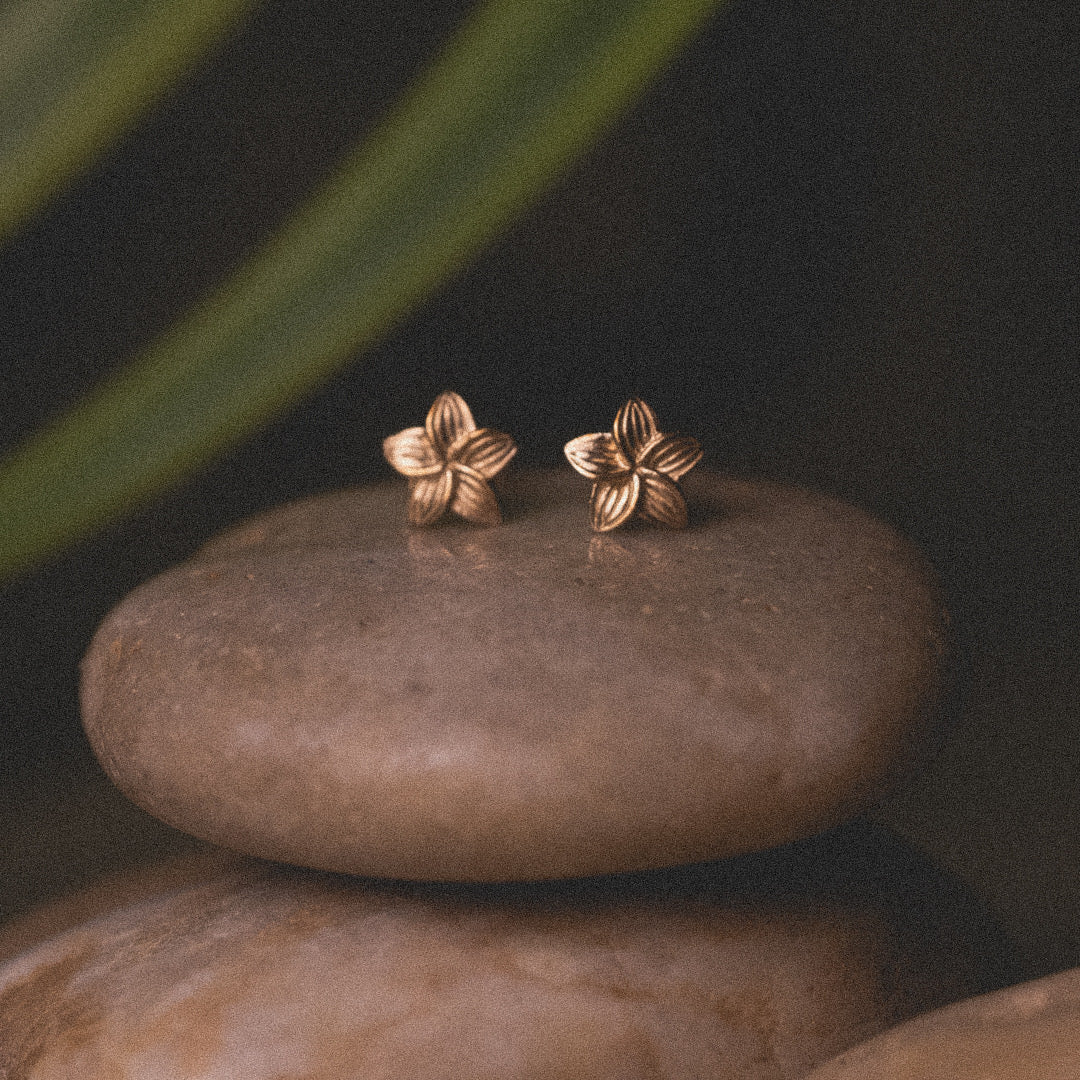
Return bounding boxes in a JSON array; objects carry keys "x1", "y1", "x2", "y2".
[
  {"x1": 564, "y1": 399, "x2": 702, "y2": 532},
  {"x1": 383, "y1": 392, "x2": 517, "y2": 526}
]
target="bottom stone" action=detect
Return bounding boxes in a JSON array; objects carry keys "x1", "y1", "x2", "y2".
[
  {"x1": 0, "y1": 849, "x2": 239, "y2": 967},
  {"x1": 806, "y1": 966, "x2": 1080, "y2": 1079},
  {"x1": 0, "y1": 824, "x2": 1013, "y2": 1079}
]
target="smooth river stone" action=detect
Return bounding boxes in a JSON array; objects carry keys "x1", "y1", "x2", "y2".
[
  {"x1": 806, "y1": 967, "x2": 1080, "y2": 1079},
  {"x1": 0, "y1": 851, "x2": 239, "y2": 967},
  {"x1": 81, "y1": 470, "x2": 947, "y2": 880},
  {"x1": 0, "y1": 824, "x2": 1014, "y2": 1079}
]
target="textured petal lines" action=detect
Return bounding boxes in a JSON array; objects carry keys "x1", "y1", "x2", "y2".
[
  {"x1": 393, "y1": 394, "x2": 506, "y2": 525},
  {"x1": 591, "y1": 473, "x2": 640, "y2": 532},
  {"x1": 426, "y1": 391, "x2": 475, "y2": 454},
  {"x1": 567, "y1": 400, "x2": 695, "y2": 532},
  {"x1": 408, "y1": 469, "x2": 453, "y2": 526},
  {"x1": 563, "y1": 433, "x2": 626, "y2": 479},
  {"x1": 639, "y1": 434, "x2": 703, "y2": 481},
  {"x1": 382, "y1": 427, "x2": 442, "y2": 477},
  {"x1": 452, "y1": 427, "x2": 517, "y2": 479},
  {"x1": 638, "y1": 469, "x2": 687, "y2": 528},
  {"x1": 450, "y1": 465, "x2": 501, "y2": 525},
  {"x1": 613, "y1": 399, "x2": 658, "y2": 462}
]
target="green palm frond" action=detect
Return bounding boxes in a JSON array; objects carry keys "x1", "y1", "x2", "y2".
[
  {"x1": 0, "y1": 0, "x2": 727, "y2": 581},
  {"x1": 0, "y1": 0, "x2": 257, "y2": 242}
]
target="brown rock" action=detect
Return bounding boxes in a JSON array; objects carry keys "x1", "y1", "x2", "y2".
[
  {"x1": 0, "y1": 824, "x2": 1013, "y2": 1079},
  {"x1": 0, "y1": 850, "x2": 240, "y2": 966},
  {"x1": 806, "y1": 966, "x2": 1080, "y2": 1079},
  {"x1": 81, "y1": 470, "x2": 947, "y2": 880}
]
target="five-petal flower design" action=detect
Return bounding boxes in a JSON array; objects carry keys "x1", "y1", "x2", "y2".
[
  {"x1": 564, "y1": 399, "x2": 702, "y2": 532},
  {"x1": 383, "y1": 392, "x2": 517, "y2": 526}
]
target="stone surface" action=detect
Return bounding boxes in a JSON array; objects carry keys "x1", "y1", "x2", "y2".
[
  {"x1": 807, "y1": 966, "x2": 1080, "y2": 1079},
  {"x1": 0, "y1": 823, "x2": 1013, "y2": 1079},
  {"x1": 0, "y1": 850, "x2": 238, "y2": 966},
  {"x1": 81, "y1": 470, "x2": 947, "y2": 880}
]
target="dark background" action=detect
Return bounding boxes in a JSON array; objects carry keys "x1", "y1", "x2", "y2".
[{"x1": 1, "y1": 0, "x2": 1077, "y2": 977}]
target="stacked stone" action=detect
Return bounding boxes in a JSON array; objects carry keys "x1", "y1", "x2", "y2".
[{"x1": 0, "y1": 471, "x2": 1025, "y2": 1076}]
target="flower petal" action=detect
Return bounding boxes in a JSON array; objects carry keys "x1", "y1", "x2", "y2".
[
  {"x1": 613, "y1": 399, "x2": 658, "y2": 462},
  {"x1": 451, "y1": 427, "x2": 517, "y2": 479},
  {"x1": 382, "y1": 427, "x2": 442, "y2": 477},
  {"x1": 638, "y1": 433, "x2": 702, "y2": 481},
  {"x1": 408, "y1": 468, "x2": 453, "y2": 526},
  {"x1": 449, "y1": 465, "x2": 501, "y2": 525},
  {"x1": 563, "y1": 433, "x2": 626, "y2": 479},
  {"x1": 637, "y1": 469, "x2": 688, "y2": 529},
  {"x1": 426, "y1": 391, "x2": 475, "y2": 454},
  {"x1": 590, "y1": 473, "x2": 641, "y2": 532}
]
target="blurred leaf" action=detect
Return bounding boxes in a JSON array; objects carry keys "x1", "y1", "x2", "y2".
[
  {"x1": 0, "y1": 0, "x2": 257, "y2": 243},
  {"x1": 0, "y1": 0, "x2": 727, "y2": 582}
]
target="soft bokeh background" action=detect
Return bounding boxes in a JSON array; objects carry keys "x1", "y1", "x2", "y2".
[{"x1": 1, "y1": 0, "x2": 1077, "y2": 978}]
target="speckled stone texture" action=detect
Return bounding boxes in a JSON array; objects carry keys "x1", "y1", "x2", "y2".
[
  {"x1": 0, "y1": 824, "x2": 1014, "y2": 1079},
  {"x1": 806, "y1": 966, "x2": 1080, "y2": 1079},
  {"x1": 81, "y1": 470, "x2": 948, "y2": 880}
]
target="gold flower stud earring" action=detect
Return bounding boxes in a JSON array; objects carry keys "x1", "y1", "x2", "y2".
[
  {"x1": 383, "y1": 391, "x2": 517, "y2": 526},
  {"x1": 564, "y1": 399, "x2": 703, "y2": 531}
]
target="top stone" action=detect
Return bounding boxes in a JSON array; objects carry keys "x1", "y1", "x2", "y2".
[{"x1": 81, "y1": 470, "x2": 947, "y2": 881}]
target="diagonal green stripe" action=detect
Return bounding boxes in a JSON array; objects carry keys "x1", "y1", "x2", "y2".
[
  {"x1": 0, "y1": 0, "x2": 257, "y2": 243},
  {"x1": 0, "y1": 0, "x2": 727, "y2": 581}
]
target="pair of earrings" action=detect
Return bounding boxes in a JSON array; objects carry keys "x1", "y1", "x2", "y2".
[{"x1": 383, "y1": 392, "x2": 702, "y2": 533}]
